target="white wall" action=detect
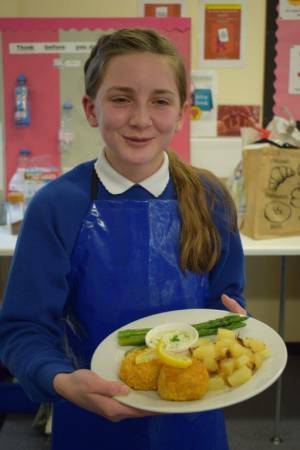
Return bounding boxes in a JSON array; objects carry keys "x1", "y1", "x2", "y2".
[{"x1": 191, "y1": 137, "x2": 242, "y2": 177}]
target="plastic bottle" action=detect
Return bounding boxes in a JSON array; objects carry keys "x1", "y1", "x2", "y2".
[
  {"x1": 0, "y1": 190, "x2": 7, "y2": 226},
  {"x1": 59, "y1": 101, "x2": 74, "y2": 152},
  {"x1": 15, "y1": 74, "x2": 30, "y2": 127},
  {"x1": 7, "y1": 191, "x2": 25, "y2": 235},
  {"x1": 18, "y1": 148, "x2": 31, "y2": 169},
  {"x1": 9, "y1": 149, "x2": 33, "y2": 207}
]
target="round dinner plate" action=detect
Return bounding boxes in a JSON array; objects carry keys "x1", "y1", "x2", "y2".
[{"x1": 91, "y1": 309, "x2": 288, "y2": 414}]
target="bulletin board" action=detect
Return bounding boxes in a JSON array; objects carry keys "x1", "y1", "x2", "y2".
[
  {"x1": 0, "y1": 17, "x2": 190, "y2": 193},
  {"x1": 263, "y1": 0, "x2": 300, "y2": 127}
]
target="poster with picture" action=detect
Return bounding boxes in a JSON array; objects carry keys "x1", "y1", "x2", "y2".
[
  {"x1": 279, "y1": 0, "x2": 300, "y2": 20},
  {"x1": 288, "y1": 45, "x2": 300, "y2": 94},
  {"x1": 190, "y1": 70, "x2": 218, "y2": 137},
  {"x1": 273, "y1": 9, "x2": 300, "y2": 120},
  {"x1": 139, "y1": 1, "x2": 186, "y2": 17},
  {"x1": 199, "y1": 0, "x2": 246, "y2": 67}
]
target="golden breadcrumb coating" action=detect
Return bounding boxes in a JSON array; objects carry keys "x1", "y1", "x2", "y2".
[
  {"x1": 157, "y1": 359, "x2": 209, "y2": 401},
  {"x1": 119, "y1": 348, "x2": 163, "y2": 390}
]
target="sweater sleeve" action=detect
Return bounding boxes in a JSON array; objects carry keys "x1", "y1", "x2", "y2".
[
  {"x1": 205, "y1": 197, "x2": 246, "y2": 312},
  {"x1": 0, "y1": 163, "x2": 92, "y2": 403}
]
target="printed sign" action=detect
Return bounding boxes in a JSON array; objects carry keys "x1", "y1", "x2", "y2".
[
  {"x1": 279, "y1": 0, "x2": 300, "y2": 20},
  {"x1": 288, "y1": 45, "x2": 300, "y2": 94},
  {"x1": 10, "y1": 42, "x2": 95, "y2": 54}
]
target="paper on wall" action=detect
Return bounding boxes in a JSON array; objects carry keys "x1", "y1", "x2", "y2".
[
  {"x1": 190, "y1": 70, "x2": 217, "y2": 137},
  {"x1": 288, "y1": 45, "x2": 300, "y2": 94},
  {"x1": 0, "y1": 123, "x2": 3, "y2": 193}
]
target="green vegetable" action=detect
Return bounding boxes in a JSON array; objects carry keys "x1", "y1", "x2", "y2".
[{"x1": 117, "y1": 314, "x2": 248, "y2": 346}]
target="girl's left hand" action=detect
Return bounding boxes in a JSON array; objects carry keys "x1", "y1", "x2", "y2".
[{"x1": 221, "y1": 294, "x2": 247, "y2": 315}]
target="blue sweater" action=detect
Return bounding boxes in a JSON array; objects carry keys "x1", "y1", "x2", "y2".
[{"x1": 0, "y1": 160, "x2": 245, "y2": 403}]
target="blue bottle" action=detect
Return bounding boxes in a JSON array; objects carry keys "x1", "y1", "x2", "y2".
[{"x1": 15, "y1": 74, "x2": 30, "y2": 127}]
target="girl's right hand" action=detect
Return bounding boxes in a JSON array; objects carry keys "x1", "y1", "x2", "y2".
[{"x1": 53, "y1": 369, "x2": 154, "y2": 422}]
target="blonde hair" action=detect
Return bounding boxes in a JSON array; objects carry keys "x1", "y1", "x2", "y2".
[
  {"x1": 84, "y1": 28, "x2": 186, "y2": 106},
  {"x1": 167, "y1": 151, "x2": 237, "y2": 273},
  {"x1": 84, "y1": 28, "x2": 237, "y2": 274}
]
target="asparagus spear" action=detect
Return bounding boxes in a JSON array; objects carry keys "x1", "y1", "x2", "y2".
[{"x1": 117, "y1": 314, "x2": 248, "y2": 346}]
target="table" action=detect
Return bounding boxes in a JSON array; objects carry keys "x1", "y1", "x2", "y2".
[
  {"x1": 1, "y1": 226, "x2": 300, "y2": 441},
  {"x1": 241, "y1": 234, "x2": 300, "y2": 444}
]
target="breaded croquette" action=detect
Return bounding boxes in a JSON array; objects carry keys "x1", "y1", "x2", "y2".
[
  {"x1": 157, "y1": 359, "x2": 209, "y2": 401},
  {"x1": 119, "y1": 347, "x2": 163, "y2": 390}
]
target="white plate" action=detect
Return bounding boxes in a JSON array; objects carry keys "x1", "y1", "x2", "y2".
[{"x1": 91, "y1": 309, "x2": 288, "y2": 414}]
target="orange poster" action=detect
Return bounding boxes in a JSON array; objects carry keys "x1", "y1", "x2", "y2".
[
  {"x1": 144, "y1": 3, "x2": 182, "y2": 17},
  {"x1": 204, "y1": 4, "x2": 241, "y2": 60}
]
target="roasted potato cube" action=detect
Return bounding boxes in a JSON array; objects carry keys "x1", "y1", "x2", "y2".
[
  {"x1": 208, "y1": 375, "x2": 226, "y2": 391},
  {"x1": 241, "y1": 347, "x2": 254, "y2": 358},
  {"x1": 217, "y1": 328, "x2": 236, "y2": 341},
  {"x1": 242, "y1": 337, "x2": 266, "y2": 353},
  {"x1": 215, "y1": 340, "x2": 230, "y2": 358},
  {"x1": 229, "y1": 341, "x2": 245, "y2": 358},
  {"x1": 193, "y1": 342, "x2": 216, "y2": 360},
  {"x1": 202, "y1": 356, "x2": 218, "y2": 373},
  {"x1": 219, "y1": 357, "x2": 235, "y2": 376},
  {"x1": 234, "y1": 354, "x2": 253, "y2": 369},
  {"x1": 194, "y1": 338, "x2": 211, "y2": 347},
  {"x1": 227, "y1": 366, "x2": 252, "y2": 387},
  {"x1": 258, "y1": 347, "x2": 271, "y2": 360},
  {"x1": 253, "y1": 353, "x2": 262, "y2": 370}
]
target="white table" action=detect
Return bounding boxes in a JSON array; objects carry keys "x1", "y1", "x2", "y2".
[
  {"x1": 241, "y1": 234, "x2": 300, "y2": 257},
  {"x1": 1, "y1": 227, "x2": 300, "y2": 442}
]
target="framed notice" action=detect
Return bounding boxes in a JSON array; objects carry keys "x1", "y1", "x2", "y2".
[
  {"x1": 263, "y1": 0, "x2": 300, "y2": 126},
  {"x1": 0, "y1": 17, "x2": 191, "y2": 193},
  {"x1": 288, "y1": 45, "x2": 300, "y2": 94},
  {"x1": 139, "y1": 1, "x2": 187, "y2": 17},
  {"x1": 279, "y1": 0, "x2": 300, "y2": 20},
  {"x1": 199, "y1": 0, "x2": 246, "y2": 67}
]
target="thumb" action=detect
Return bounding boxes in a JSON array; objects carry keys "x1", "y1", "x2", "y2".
[
  {"x1": 221, "y1": 294, "x2": 246, "y2": 314},
  {"x1": 108, "y1": 381, "x2": 130, "y2": 397}
]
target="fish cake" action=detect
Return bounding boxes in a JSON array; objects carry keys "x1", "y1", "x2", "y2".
[
  {"x1": 157, "y1": 359, "x2": 209, "y2": 401},
  {"x1": 119, "y1": 347, "x2": 163, "y2": 390}
]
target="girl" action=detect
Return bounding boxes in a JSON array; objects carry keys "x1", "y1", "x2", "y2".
[{"x1": 0, "y1": 29, "x2": 246, "y2": 450}]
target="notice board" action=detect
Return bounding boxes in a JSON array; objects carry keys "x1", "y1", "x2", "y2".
[
  {"x1": 263, "y1": 0, "x2": 300, "y2": 126},
  {"x1": 0, "y1": 17, "x2": 190, "y2": 192}
]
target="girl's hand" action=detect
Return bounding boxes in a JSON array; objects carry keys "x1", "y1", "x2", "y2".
[
  {"x1": 53, "y1": 369, "x2": 154, "y2": 422},
  {"x1": 221, "y1": 294, "x2": 247, "y2": 315}
]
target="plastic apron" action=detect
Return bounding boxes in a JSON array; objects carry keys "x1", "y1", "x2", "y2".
[{"x1": 52, "y1": 172, "x2": 229, "y2": 450}]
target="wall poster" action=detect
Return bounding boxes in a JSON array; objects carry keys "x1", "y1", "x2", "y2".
[
  {"x1": 139, "y1": 1, "x2": 186, "y2": 17},
  {"x1": 273, "y1": 2, "x2": 300, "y2": 121},
  {"x1": 198, "y1": 0, "x2": 246, "y2": 67},
  {"x1": 190, "y1": 70, "x2": 218, "y2": 137},
  {"x1": 279, "y1": 0, "x2": 300, "y2": 20}
]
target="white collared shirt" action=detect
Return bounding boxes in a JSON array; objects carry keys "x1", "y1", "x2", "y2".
[{"x1": 94, "y1": 149, "x2": 170, "y2": 197}]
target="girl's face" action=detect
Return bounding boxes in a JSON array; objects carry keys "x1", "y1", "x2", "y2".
[{"x1": 83, "y1": 52, "x2": 186, "y2": 182}]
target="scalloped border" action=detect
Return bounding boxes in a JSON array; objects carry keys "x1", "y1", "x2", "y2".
[{"x1": 0, "y1": 17, "x2": 190, "y2": 32}]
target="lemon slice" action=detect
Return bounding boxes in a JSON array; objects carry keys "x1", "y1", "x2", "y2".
[
  {"x1": 135, "y1": 348, "x2": 159, "y2": 365},
  {"x1": 157, "y1": 341, "x2": 193, "y2": 368}
]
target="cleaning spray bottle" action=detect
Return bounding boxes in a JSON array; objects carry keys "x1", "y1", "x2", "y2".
[{"x1": 14, "y1": 74, "x2": 30, "y2": 127}]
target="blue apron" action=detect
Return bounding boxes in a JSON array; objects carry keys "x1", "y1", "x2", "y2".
[{"x1": 52, "y1": 172, "x2": 229, "y2": 450}]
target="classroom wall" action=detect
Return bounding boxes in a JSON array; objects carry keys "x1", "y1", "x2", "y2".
[
  {"x1": 1, "y1": 0, "x2": 300, "y2": 341},
  {"x1": 0, "y1": 0, "x2": 267, "y2": 189},
  {"x1": 0, "y1": 0, "x2": 266, "y2": 106}
]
